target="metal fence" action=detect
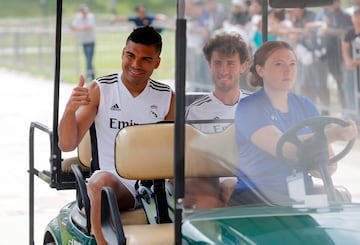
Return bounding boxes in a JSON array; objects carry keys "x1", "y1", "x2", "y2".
[{"x1": 0, "y1": 16, "x2": 140, "y2": 82}]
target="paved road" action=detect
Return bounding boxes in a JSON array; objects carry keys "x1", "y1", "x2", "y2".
[{"x1": 0, "y1": 68, "x2": 76, "y2": 244}]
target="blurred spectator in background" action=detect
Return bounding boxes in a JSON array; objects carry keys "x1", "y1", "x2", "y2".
[
  {"x1": 108, "y1": 0, "x2": 117, "y2": 14},
  {"x1": 342, "y1": 6, "x2": 360, "y2": 120},
  {"x1": 268, "y1": 9, "x2": 294, "y2": 41},
  {"x1": 248, "y1": 0, "x2": 263, "y2": 27},
  {"x1": 221, "y1": 0, "x2": 252, "y2": 45},
  {"x1": 185, "y1": 0, "x2": 211, "y2": 91},
  {"x1": 112, "y1": 4, "x2": 167, "y2": 33},
  {"x1": 71, "y1": 3, "x2": 96, "y2": 81},
  {"x1": 247, "y1": 0, "x2": 264, "y2": 50},
  {"x1": 345, "y1": 0, "x2": 360, "y2": 15},
  {"x1": 252, "y1": 15, "x2": 276, "y2": 49},
  {"x1": 318, "y1": 0, "x2": 352, "y2": 110},
  {"x1": 205, "y1": 0, "x2": 228, "y2": 34},
  {"x1": 251, "y1": 8, "x2": 295, "y2": 50},
  {"x1": 290, "y1": 8, "x2": 330, "y2": 115},
  {"x1": 227, "y1": 0, "x2": 249, "y2": 26}
]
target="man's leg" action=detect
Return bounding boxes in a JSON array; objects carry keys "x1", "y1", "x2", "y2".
[
  {"x1": 184, "y1": 178, "x2": 224, "y2": 209},
  {"x1": 83, "y1": 42, "x2": 95, "y2": 80},
  {"x1": 220, "y1": 178, "x2": 237, "y2": 205},
  {"x1": 87, "y1": 172, "x2": 135, "y2": 245}
]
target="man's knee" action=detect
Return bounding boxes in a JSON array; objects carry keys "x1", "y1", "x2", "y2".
[
  {"x1": 220, "y1": 179, "x2": 237, "y2": 204},
  {"x1": 87, "y1": 172, "x2": 118, "y2": 196},
  {"x1": 87, "y1": 171, "x2": 135, "y2": 209}
]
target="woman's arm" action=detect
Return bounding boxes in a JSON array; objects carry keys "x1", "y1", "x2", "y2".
[{"x1": 250, "y1": 125, "x2": 297, "y2": 159}]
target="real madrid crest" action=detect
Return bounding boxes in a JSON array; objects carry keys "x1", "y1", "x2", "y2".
[{"x1": 150, "y1": 105, "x2": 159, "y2": 119}]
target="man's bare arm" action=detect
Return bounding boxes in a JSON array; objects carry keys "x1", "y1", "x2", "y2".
[{"x1": 58, "y1": 76, "x2": 99, "y2": 151}]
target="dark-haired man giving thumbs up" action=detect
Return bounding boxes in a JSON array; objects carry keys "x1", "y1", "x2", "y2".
[{"x1": 58, "y1": 26, "x2": 175, "y2": 245}]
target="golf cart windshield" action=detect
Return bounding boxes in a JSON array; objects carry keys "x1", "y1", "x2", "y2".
[{"x1": 181, "y1": 0, "x2": 360, "y2": 213}]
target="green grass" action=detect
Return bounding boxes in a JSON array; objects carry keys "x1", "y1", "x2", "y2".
[
  {"x1": 0, "y1": 28, "x2": 176, "y2": 83},
  {"x1": 0, "y1": 0, "x2": 177, "y2": 83},
  {"x1": 62, "y1": 30, "x2": 175, "y2": 83}
]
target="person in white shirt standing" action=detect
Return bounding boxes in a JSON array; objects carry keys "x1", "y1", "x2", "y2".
[
  {"x1": 71, "y1": 4, "x2": 96, "y2": 81},
  {"x1": 185, "y1": 33, "x2": 251, "y2": 208}
]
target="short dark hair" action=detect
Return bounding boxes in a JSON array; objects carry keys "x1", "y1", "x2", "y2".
[{"x1": 126, "y1": 26, "x2": 162, "y2": 54}]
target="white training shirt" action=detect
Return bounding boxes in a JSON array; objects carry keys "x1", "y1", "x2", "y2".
[
  {"x1": 94, "y1": 73, "x2": 172, "y2": 172},
  {"x1": 185, "y1": 89, "x2": 251, "y2": 134},
  {"x1": 185, "y1": 89, "x2": 251, "y2": 184}
]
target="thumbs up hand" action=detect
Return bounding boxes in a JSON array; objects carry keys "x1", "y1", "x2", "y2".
[{"x1": 67, "y1": 75, "x2": 91, "y2": 112}]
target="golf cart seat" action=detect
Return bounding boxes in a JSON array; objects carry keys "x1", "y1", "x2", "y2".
[
  {"x1": 102, "y1": 122, "x2": 238, "y2": 245},
  {"x1": 116, "y1": 123, "x2": 238, "y2": 180},
  {"x1": 62, "y1": 129, "x2": 148, "y2": 237},
  {"x1": 61, "y1": 131, "x2": 91, "y2": 173}
]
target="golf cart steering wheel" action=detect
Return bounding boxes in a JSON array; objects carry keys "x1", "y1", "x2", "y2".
[{"x1": 276, "y1": 116, "x2": 355, "y2": 169}]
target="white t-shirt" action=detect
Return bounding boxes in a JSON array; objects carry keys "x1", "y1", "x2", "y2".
[
  {"x1": 185, "y1": 89, "x2": 251, "y2": 133},
  {"x1": 185, "y1": 89, "x2": 251, "y2": 183}
]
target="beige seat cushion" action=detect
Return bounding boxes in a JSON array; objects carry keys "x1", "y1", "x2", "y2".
[
  {"x1": 115, "y1": 123, "x2": 238, "y2": 180},
  {"x1": 77, "y1": 130, "x2": 92, "y2": 168},
  {"x1": 61, "y1": 131, "x2": 92, "y2": 172},
  {"x1": 120, "y1": 208, "x2": 147, "y2": 225},
  {"x1": 123, "y1": 223, "x2": 174, "y2": 245}
]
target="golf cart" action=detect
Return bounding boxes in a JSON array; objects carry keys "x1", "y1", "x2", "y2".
[{"x1": 29, "y1": 0, "x2": 360, "y2": 244}]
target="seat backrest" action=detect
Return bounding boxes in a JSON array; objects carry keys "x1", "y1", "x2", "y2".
[
  {"x1": 61, "y1": 130, "x2": 92, "y2": 173},
  {"x1": 115, "y1": 123, "x2": 238, "y2": 180},
  {"x1": 77, "y1": 130, "x2": 92, "y2": 168}
]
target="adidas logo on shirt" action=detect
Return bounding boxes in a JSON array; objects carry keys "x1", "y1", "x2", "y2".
[{"x1": 110, "y1": 104, "x2": 121, "y2": 111}]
